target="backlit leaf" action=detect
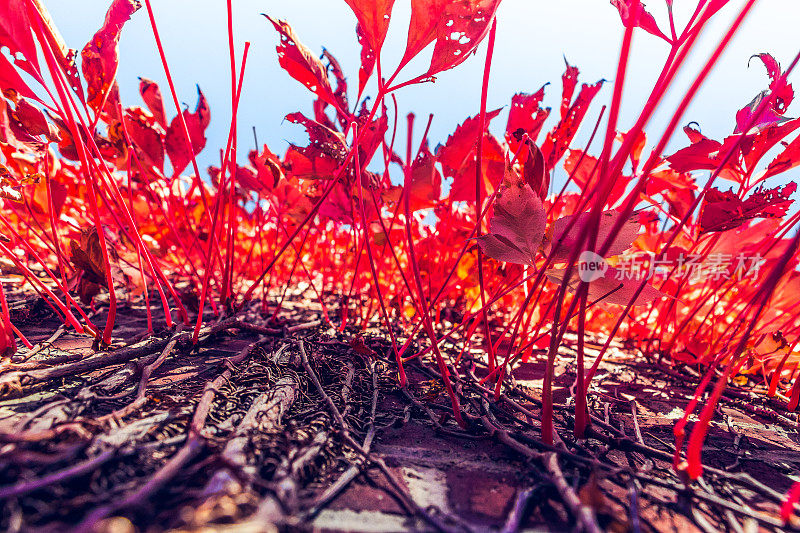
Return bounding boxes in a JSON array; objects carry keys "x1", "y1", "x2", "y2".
[
  {"x1": 609, "y1": 0, "x2": 668, "y2": 41},
  {"x1": 735, "y1": 53, "x2": 794, "y2": 134},
  {"x1": 266, "y1": 16, "x2": 340, "y2": 110},
  {"x1": 549, "y1": 209, "x2": 641, "y2": 263},
  {"x1": 81, "y1": 0, "x2": 141, "y2": 118},
  {"x1": 699, "y1": 183, "x2": 797, "y2": 233},
  {"x1": 138, "y1": 77, "x2": 167, "y2": 129},
  {"x1": 542, "y1": 66, "x2": 604, "y2": 170},
  {"x1": 342, "y1": 0, "x2": 395, "y2": 94},
  {"x1": 403, "y1": 0, "x2": 501, "y2": 76},
  {"x1": 505, "y1": 86, "x2": 550, "y2": 153},
  {"x1": 165, "y1": 86, "x2": 210, "y2": 176},
  {"x1": 474, "y1": 169, "x2": 547, "y2": 266}
]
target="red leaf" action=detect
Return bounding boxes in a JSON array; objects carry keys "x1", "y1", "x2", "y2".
[
  {"x1": 664, "y1": 186, "x2": 696, "y2": 220},
  {"x1": 164, "y1": 87, "x2": 210, "y2": 176},
  {"x1": 560, "y1": 60, "x2": 579, "y2": 120},
  {"x1": 438, "y1": 110, "x2": 500, "y2": 175},
  {"x1": 266, "y1": 17, "x2": 341, "y2": 110},
  {"x1": 402, "y1": 0, "x2": 447, "y2": 65},
  {"x1": 124, "y1": 106, "x2": 164, "y2": 173},
  {"x1": 46, "y1": 178, "x2": 68, "y2": 218},
  {"x1": 765, "y1": 129, "x2": 800, "y2": 180},
  {"x1": 563, "y1": 150, "x2": 628, "y2": 207},
  {"x1": 285, "y1": 112, "x2": 349, "y2": 167},
  {"x1": 644, "y1": 168, "x2": 696, "y2": 218},
  {"x1": 0, "y1": 53, "x2": 37, "y2": 100},
  {"x1": 438, "y1": 109, "x2": 503, "y2": 202},
  {"x1": 682, "y1": 123, "x2": 705, "y2": 144},
  {"x1": 447, "y1": 133, "x2": 505, "y2": 202},
  {"x1": 666, "y1": 141, "x2": 721, "y2": 173},
  {"x1": 545, "y1": 266, "x2": 663, "y2": 306},
  {"x1": 735, "y1": 54, "x2": 794, "y2": 134},
  {"x1": 609, "y1": 0, "x2": 668, "y2": 41},
  {"x1": 754, "y1": 53, "x2": 794, "y2": 115},
  {"x1": 666, "y1": 125, "x2": 723, "y2": 173},
  {"x1": 403, "y1": 0, "x2": 502, "y2": 76},
  {"x1": 618, "y1": 129, "x2": 646, "y2": 173},
  {"x1": 742, "y1": 117, "x2": 800, "y2": 176},
  {"x1": 283, "y1": 146, "x2": 340, "y2": 180},
  {"x1": 406, "y1": 142, "x2": 442, "y2": 211},
  {"x1": 13, "y1": 99, "x2": 47, "y2": 136},
  {"x1": 542, "y1": 72, "x2": 604, "y2": 170},
  {"x1": 0, "y1": 99, "x2": 14, "y2": 148},
  {"x1": 519, "y1": 139, "x2": 548, "y2": 199},
  {"x1": 342, "y1": 0, "x2": 395, "y2": 94},
  {"x1": 343, "y1": 0, "x2": 395, "y2": 53},
  {"x1": 321, "y1": 50, "x2": 349, "y2": 123},
  {"x1": 319, "y1": 175, "x2": 382, "y2": 223},
  {"x1": 505, "y1": 86, "x2": 550, "y2": 153},
  {"x1": 0, "y1": 0, "x2": 39, "y2": 72},
  {"x1": 428, "y1": 0, "x2": 501, "y2": 76},
  {"x1": 353, "y1": 99, "x2": 388, "y2": 166},
  {"x1": 699, "y1": 183, "x2": 796, "y2": 233},
  {"x1": 45, "y1": 113, "x2": 81, "y2": 160},
  {"x1": 11, "y1": 98, "x2": 60, "y2": 142},
  {"x1": 312, "y1": 98, "x2": 338, "y2": 131},
  {"x1": 271, "y1": 178, "x2": 314, "y2": 225},
  {"x1": 81, "y1": 0, "x2": 141, "y2": 118},
  {"x1": 549, "y1": 209, "x2": 641, "y2": 262},
  {"x1": 317, "y1": 180, "x2": 353, "y2": 222},
  {"x1": 735, "y1": 91, "x2": 790, "y2": 135},
  {"x1": 4, "y1": 99, "x2": 53, "y2": 148},
  {"x1": 475, "y1": 169, "x2": 547, "y2": 267},
  {"x1": 222, "y1": 164, "x2": 254, "y2": 195},
  {"x1": 69, "y1": 226, "x2": 110, "y2": 289},
  {"x1": 355, "y1": 25, "x2": 377, "y2": 96},
  {"x1": 24, "y1": 2, "x2": 85, "y2": 99},
  {"x1": 138, "y1": 77, "x2": 167, "y2": 129},
  {"x1": 247, "y1": 144, "x2": 285, "y2": 192}
]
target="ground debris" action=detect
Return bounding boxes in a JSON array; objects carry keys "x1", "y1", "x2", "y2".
[{"x1": 0, "y1": 298, "x2": 798, "y2": 532}]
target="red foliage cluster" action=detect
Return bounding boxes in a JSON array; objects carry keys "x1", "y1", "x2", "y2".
[{"x1": 1, "y1": 0, "x2": 799, "y2": 513}]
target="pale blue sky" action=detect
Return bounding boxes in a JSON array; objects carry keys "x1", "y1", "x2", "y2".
[{"x1": 43, "y1": 0, "x2": 800, "y2": 183}]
